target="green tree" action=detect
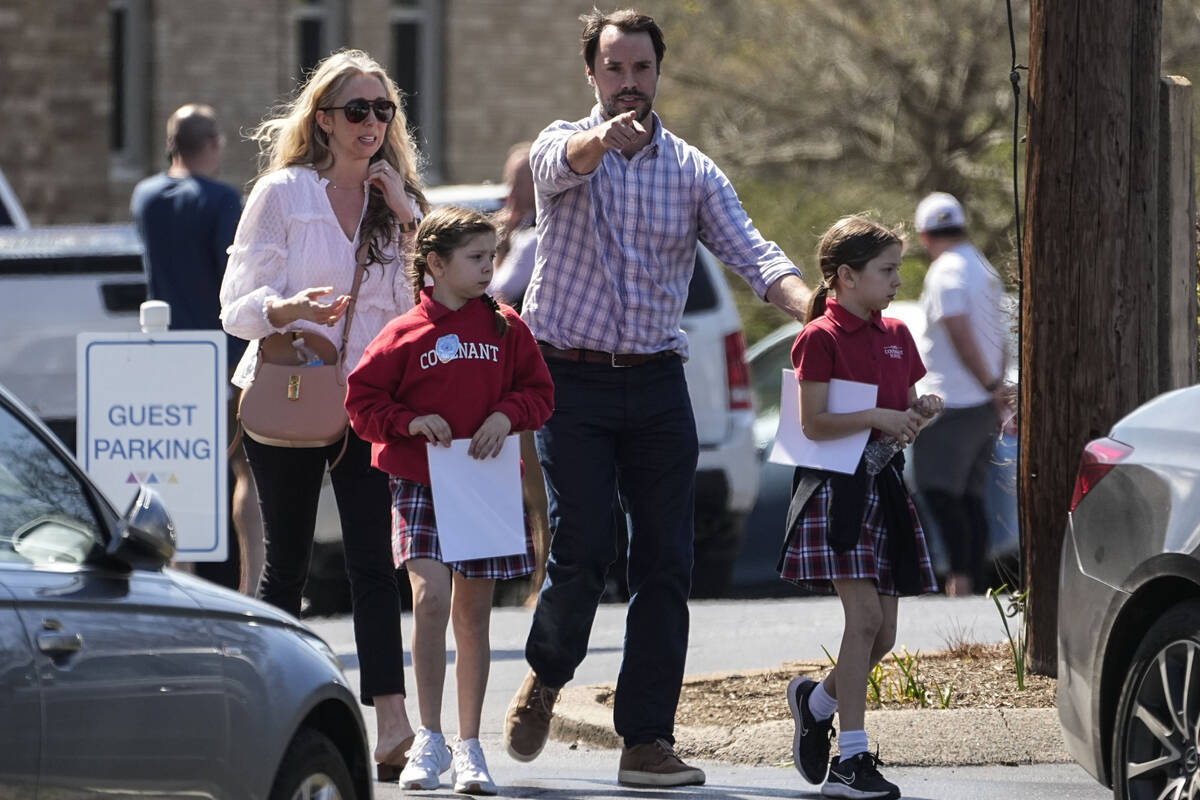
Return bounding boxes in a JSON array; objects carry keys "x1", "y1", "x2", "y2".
[{"x1": 653, "y1": 0, "x2": 1028, "y2": 339}]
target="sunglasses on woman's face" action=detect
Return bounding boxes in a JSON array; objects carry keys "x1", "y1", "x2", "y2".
[{"x1": 321, "y1": 98, "x2": 396, "y2": 124}]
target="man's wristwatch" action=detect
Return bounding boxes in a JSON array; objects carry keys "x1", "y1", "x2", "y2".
[
  {"x1": 398, "y1": 219, "x2": 418, "y2": 233},
  {"x1": 984, "y1": 378, "x2": 1003, "y2": 393}
]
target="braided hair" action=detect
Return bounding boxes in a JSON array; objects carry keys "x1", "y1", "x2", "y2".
[
  {"x1": 807, "y1": 215, "x2": 903, "y2": 323},
  {"x1": 408, "y1": 206, "x2": 509, "y2": 337}
]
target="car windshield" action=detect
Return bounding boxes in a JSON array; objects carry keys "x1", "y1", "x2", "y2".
[{"x1": 0, "y1": 402, "x2": 102, "y2": 565}]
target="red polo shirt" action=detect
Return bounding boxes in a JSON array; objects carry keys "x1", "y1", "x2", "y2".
[{"x1": 790, "y1": 297, "x2": 926, "y2": 417}]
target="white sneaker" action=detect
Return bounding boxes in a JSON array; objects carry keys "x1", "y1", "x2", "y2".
[
  {"x1": 451, "y1": 737, "x2": 498, "y2": 795},
  {"x1": 398, "y1": 727, "x2": 451, "y2": 790}
]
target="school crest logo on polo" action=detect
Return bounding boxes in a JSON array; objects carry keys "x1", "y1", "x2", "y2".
[
  {"x1": 883, "y1": 345, "x2": 903, "y2": 360},
  {"x1": 435, "y1": 334, "x2": 460, "y2": 363}
]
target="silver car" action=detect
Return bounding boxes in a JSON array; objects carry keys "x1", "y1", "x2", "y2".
[
  {"x1": 0, "y1": 384, "x2": 371, "y2": 799},
  {"x1": 1057, "y1": 382, "x2": 1200, "y2": 800}
]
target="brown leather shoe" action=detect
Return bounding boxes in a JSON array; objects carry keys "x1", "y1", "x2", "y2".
[
  {"x1": 617, "y1": 739, "x2": 706, "y2": 787},
  {"x1": 504, "y1": 670, "x2": 560, "y2": 762}
]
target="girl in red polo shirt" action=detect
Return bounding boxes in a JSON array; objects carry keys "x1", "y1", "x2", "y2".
[
  {"x1": 346, "y1": 206, "x2": 553, "y2": 795},
  {"x1": 780, "y1": 216, "x2": 942, "y2": 800}
]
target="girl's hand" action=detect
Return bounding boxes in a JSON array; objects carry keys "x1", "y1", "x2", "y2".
[
  {"x1": 874, "y1": 408, "x2": 924, "y2": 445},
  {"x1": 913, "y1": 394, "x2": 944, "y2": 419},
  {"x1": 468, "y1": 412, "x2": 512, "y2": 459},
  {"x1": 367, "y1": 160, "x2": 415, "y2": 226},
  {"x1": 267, "y1": 287, "x2": 351, "y2": 328},
  {"x1": 409, "y1": 414, "x2": 452, "y2": 447}
]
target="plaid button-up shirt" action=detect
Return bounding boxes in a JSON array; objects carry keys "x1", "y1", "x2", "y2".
[{"x1": 521, "y1": 106, "x2": 801, "y2": 360}]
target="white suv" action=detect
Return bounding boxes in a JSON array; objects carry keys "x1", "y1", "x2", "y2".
[{"x1": 0, "y1": 181, "x2": 760, "y2": 601}]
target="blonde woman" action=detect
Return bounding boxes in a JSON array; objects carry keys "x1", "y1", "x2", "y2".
[{"x1": 220, "y1": 49, "x2": 427, "y2": 781}]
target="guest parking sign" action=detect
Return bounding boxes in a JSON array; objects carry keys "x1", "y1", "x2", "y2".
[{"x1": 77, "y1": 332, "x2": 227, "y2": 561}]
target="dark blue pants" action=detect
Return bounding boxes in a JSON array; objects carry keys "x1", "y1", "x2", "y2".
[
  {"x1": 243, "y1": 430, "x2": 406, "y2": 703},
  {"x1": 526, "y1": 356, "x2": 698, "y2": 746}
]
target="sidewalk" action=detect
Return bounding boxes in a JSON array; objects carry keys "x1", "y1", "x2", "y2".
[
  {"x1": 308, "y1": 594, "x2": 1069, "y2": 770},
  {"x1": 543, "y1": 594, "x2": 1070, "y2": 767}
]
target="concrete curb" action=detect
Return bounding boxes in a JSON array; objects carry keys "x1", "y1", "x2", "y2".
[{"x1": 550, "y1": 667, "x2": 1074, "y2": 767}]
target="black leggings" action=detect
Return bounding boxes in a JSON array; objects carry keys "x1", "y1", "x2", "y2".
[{"x1": 243, "y1": 430, "x2": 405, "y2": 703}]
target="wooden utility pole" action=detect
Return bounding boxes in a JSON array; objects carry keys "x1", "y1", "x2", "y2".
[{"x1": 1021, "y1": 0, "x2": 1163, "y2": 675}]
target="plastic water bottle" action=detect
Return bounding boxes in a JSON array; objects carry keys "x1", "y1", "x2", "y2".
[
  {"x1": 863, "y1": 436, "x2": 903, "y2": 476},
  {"x1": 292, "y1": 336, "x2": 323, "y2": 367}
]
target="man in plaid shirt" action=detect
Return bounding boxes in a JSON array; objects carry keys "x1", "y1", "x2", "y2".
[{"x1": 505, "y1": 8, "x2": 811, "y2": 787}]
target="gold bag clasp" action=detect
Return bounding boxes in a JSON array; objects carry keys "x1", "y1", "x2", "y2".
[{"x1": 287, "y1": 374, "x2": 301, "y2": 400}]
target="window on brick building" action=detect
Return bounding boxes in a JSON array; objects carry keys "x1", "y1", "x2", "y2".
[
  {"x1": 294, "y1": 0, "x2": 346, "y2": 78},
  {"x1": 109, "y1": 0, "x2": 151, "y2": 181},
  {"x1": 391, "y1": 0, "x2": 443, "y2": 183}
]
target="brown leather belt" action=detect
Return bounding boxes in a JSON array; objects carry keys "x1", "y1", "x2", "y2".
[{"x1": 537, "y1": 342, "x2": 675, "y2": 368}]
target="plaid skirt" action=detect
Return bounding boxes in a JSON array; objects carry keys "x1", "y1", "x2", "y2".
[
  {"x1": 389, "y1": 477, "x2": 534, "y2": 580},
  {"x1": 779, "y1": 473, "x2": 938, "y2": 597}
]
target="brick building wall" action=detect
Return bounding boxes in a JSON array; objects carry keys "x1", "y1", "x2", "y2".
[
  {"x1": 442, "y1": 0, "x2": 597, "y2": 184},
  {"x1": 150, "y1": 0, "x2": 295, "y2": 199},
  {"x1": 0, "y1": 0, "x2": 114, "y2": 224},
  {"x1": 0, "y1": 1, "x2": 651, "y2": 224}
]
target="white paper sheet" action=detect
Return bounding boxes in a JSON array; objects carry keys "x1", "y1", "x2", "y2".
[
  {"x1": 426, "y1": 435, "x2": 525, "y2": 562},
  {"x1": 768, "y1": 371, "x2": 876, "y2": 474}
]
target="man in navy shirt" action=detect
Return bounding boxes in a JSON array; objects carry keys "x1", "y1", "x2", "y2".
[{"x1": 131, "y1": 104, "x2": 262, "y2": 594}]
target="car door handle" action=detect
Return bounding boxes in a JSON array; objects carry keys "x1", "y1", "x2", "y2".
[{"x1": 37, "y1": 632, "x2": 83, "y2": 656}]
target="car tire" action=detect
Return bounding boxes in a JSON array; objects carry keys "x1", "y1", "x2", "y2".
[
  {"x1": 691, "y1": 511, "x2": 747, "y2": 599},
  {"x1": 1112, "y1": 599, "x2": 1200, "y2": 800},
  {"x1": 269, "y1": 727, "x2": 356, "y2": 800}
]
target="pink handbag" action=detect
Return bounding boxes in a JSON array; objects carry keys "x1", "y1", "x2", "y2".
[
  {"x1": 238, "y1": 330, "x2": 348, "y2": 447},
  {"x1": 237, "y1": 264, "x2": 365, "y2": 450}
]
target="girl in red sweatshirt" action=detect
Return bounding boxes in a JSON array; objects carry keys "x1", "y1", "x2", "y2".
[{"x1": 346, "y1": 206, "x2": 553, "y2": 794}]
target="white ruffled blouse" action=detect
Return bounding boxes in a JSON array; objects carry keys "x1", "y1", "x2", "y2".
[{"x1": 220, "y1": 165, "x2": 419, "y2": 388}]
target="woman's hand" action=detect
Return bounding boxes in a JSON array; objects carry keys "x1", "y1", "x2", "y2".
[
  {"x1": 367, "y1": 160, "x2": 415, "y2": 226},
  {"x1": 409, "y1": 414, "x2": 452, "y2": 447},
  {"x1": 266, "y1": 287, "x2": 350, "y2": 328},
  {"x1": 873, "y1": 407, "x2": 924, "y2": 445},
  {"x1": 468, "y1": 412, "x2": 512, "y2": 459}
]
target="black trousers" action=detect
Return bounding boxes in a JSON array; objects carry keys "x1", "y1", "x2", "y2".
[{"x1": 243, "y1": 430, "x2": 406, "y2": 703}]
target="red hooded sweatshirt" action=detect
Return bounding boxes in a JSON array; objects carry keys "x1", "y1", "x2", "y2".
[{"x1": 345, "y1": 289, "x2": 554, "y2": 485}]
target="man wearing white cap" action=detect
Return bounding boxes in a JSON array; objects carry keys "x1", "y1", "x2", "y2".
[{"x1": 910, "y1": 192, "x2": 1009, "y2": 596}]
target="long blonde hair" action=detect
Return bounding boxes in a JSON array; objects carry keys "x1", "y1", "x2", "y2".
[{"x1": 249, "y1": 49, "x2": 429, "y2": 268}]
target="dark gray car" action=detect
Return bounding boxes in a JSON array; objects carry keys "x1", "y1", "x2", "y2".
[
  {"x1": 1057, "y1": 382, "x2": 1200, "y2": 800},
  {"x1": 0, "y1": 384, "x2": 371, "y2": 799}
]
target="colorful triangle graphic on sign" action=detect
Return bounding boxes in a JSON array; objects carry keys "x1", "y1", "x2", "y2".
[
  {"x1": 126, "y1": 473, "x2": 139, "y2": 484},
  {"x1": 168, "y1": 475, "x2": 180, "y2": 484},
  {"x1": 146, "y1": 474, "x2": 159, "y2": 484}
]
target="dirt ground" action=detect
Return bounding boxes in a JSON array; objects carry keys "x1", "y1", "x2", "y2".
[{"x1": 600, "y1": 642, "x2": 1056, "y2": 727}]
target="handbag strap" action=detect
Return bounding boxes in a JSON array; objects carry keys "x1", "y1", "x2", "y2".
[{"x1": 339, "y1": 260, "x2": 368, "y2": 358}]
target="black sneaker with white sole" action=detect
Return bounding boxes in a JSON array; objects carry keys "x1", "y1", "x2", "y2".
[
  {"x1": 787, "y1": 676, "x2": 835, "y2": 785},
  {"x1": 820, "y1": 751, "x2": 900, "y2": 799}
]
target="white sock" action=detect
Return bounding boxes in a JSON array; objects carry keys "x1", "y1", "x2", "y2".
[
  {"x1": 838, "y1": 729, "x2": 868, "y2": 761},
  {"x1": 808, "y1": 680, "x2": 838, "y2": 721}
]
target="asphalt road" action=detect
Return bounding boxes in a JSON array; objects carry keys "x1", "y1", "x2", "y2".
[{"x1": 305, "y1": 596, "x2": 1111, "y2": 800}]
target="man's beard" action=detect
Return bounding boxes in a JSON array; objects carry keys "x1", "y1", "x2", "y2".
[{"x1": 600, "y1": 91, "x2": 653, "y2": 122}]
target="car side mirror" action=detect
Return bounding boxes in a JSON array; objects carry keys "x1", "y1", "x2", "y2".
[{"x1": 107, "y1": 485, "x2": 176, "y2": 570}]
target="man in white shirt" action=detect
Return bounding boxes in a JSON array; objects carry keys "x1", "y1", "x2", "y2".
[{"x1": 910, "y1": 192, "x2": 1010, "y2": 596}]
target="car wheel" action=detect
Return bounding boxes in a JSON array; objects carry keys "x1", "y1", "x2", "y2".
[
  {"x1": 270, "y1": 728, "x2": 356, "y2": 800},
  {"x1": 691, "y1": 511, "x2": 747, "y2": 599},
  {"x1": 1113, "y1": 600, "x2": 1200, "y2": 800}
]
